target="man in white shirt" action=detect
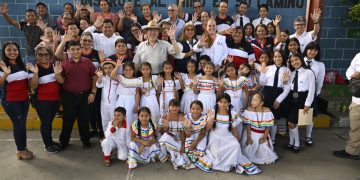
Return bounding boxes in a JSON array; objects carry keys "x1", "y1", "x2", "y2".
[
  {"x1": 252, "y1": 4, "x2": 272, "y2": 27},
  {"x1": 333, "y1": 53, "x2": 360, "y2": 160},
  {"x1": 233, "y1": 2, "x2": 250, "y2": 27},
  {"x1": 161, "y1": 4, "x2": 185, "y2": 40},
  {"x1": 84, "y1": 18, "x2": 123, "y2": 57},
  {"x1": 289, "y1": 8, "x2": 321, "y2": 53}
]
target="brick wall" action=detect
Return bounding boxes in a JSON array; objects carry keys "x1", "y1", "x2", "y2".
[{"x1": 320, "y1": 0, "x2": 360, "y2": 77}]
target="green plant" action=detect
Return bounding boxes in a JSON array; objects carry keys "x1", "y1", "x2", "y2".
[{"x1": 346, "y1": 0, "x2": 360, "y2": 22}]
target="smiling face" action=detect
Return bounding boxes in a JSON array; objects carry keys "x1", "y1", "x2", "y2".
[
  {"x1": 64, "y1": 4, "x2": 74, "y2": 14},
  {"x1": 190, "y1": 103, "x2": 202, "y2": 117},
  {"x1": 113, "y1": 111, "x2": 125, "y2": 123},
  {"x1": 238, "y1": 4, "x2": 248, "y2": 15},
  {"x1": 103, "y1": 63, "x2": 115, "y2": 76},
  {"x1": 226, "y1": 66, "x2": 237, "y2": 78},
  {"x1": 141, "y1": 5, "x2": 151, "y2": 17},
  {"x1": 306, "y1": 48, "x2": 318, "y2": 59},
  {"x1": 141, "y1": 64, "x2": 151, "y2": 77},
  {"x1": 123, "y1": 65, "x2": 134, "y2": 78},
  {"x1": 184, "y1": 25, "x2": 195, "y2": 39},
  {"x1": 5, "y1": 44, "x2": 19, "y2": 61},
  {"x1": 232, "y1": 28, "x2": 243, "y2": 42},
  {"x1": 115, "y1": 42, "x2": 127, "y2": 55},
  {"x1": 288, "y1": 40, "x2": 300, "y2": 53},
  {"x1": 26, "y1": 11, "x2": 37, "y2": 24},
  {"x1": 251, "y1": 94, "x2": 263, "y2": 108},
  {"x1": 69, "y1": 45, "x2": 82, "y2": 59},
  {"x1": 146, "y1": 28, "x2": 159, "y2": 41},
  {"x1": 259, "y1": 53, "x2": 270, "y2": 64},
  {"x1": 294, "y1": 20, "x2": 306, "y2": 34},
  {"x1": 99, "y1": 0, "x2": 110, "y2": 13},
  {"x1": 280, "y1": 31, "x2": 289, "y2": 43},
  {"x1": 36, "y1": 47, "x2": 50, "y2": 64},
  {"x1": 217, "y1": 97, "x2": 230, "y2": 111},
  {"x1": 204, "y1": 64, "x2": 214, "y2": 75},
  {"x1": 259, "y1": 7, "x2": 268, "y2": 18},
  {"x1": 193, "y1": 2, "x2": 203, "y2": 14},
  {"x1": 37, "y1": 5, "x2": 47, "y2": 16},
  {"x1": 218, "y1": 2, "x2": 228, "y2": 15},
  {"x1": 245, "y1": 25, "x2": 253, "y2": 36},
  {"x1": 273, "y1": 51, "x2": 283, "y2": 67},
  {"x1": 169, "y1": 104, "x2": 180, "y2": 114},
  {"x1": 255, "y1": 26, "x2": 267, "y2": 39},
  {"x1": 80, "y1": 35, "x2": 93, "y2": 48},
  {"x1": 80, "y1": 19, "x2": 90, "y2": 31},
  {"x1": 138, "y1": 110, "x2": 150, "y2": 125},
  {"x1": 62, "y1": 13, "x2": 73, "y2": 26},
  {"x1": 163, "y1": 63, "x2": 173, "y2": 75},
  {"x1": 44, "y1": 28, "x2": 53, "y2": 41},
  {"x1": 186, "y1": 62, "x2": 196, "y2": 74},
  {"x1": 206, "y1": 19, "x2": 217, "y2": 35},
  {"x1": 201, "y1": 12, "x2": 209, "y2": 23},
  {"x1": 167, "y1": 6, "x2": 177, "y2": 19},
  {"x1": 290, "y1": 56, "x2": 302, "y2": 69},
  {"x1": 124, "y1": 3, "x2": 134, "y2": 16},
  {"x1": 102, "y1": 22, "x2": 114, "y2": 37},
  {"x1": 267, "y1": 24, "x2": 275, "y2": 35}
]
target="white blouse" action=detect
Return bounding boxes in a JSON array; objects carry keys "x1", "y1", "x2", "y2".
[{"x1": 193, "y1": 34, "x2": 229, "y2": 66}]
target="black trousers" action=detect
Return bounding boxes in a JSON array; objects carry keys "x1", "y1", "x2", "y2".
[
  {"x1": 89, "y1": 89, "x2": 102, "y2": 132},
  {"x1": 59, "y1": 90, "x2": 93, "y2": 145},
  {"x1": 34, "y1": 100, "x2": 59, "y2": 147}
]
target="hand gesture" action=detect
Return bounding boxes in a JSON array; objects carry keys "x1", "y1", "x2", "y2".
[
  {"x1": 191, "y1": 76, "x2": 198, "y2": 86},
  {"x1": 162, "y1": 114, "x2": 170, "y2": 129},
  {"x1": 85, "y1": 4, "x2": 94, "y2": 14},
  {"x1": 168, "y1": 24, "x2": 177, "y2": 40},
  {"x1": 53, "y1": 61, "x2": 63, "y2": 75},
  {"x1": 93, "y1": 15, "x2": 104, "y2": 29},
  {"x1": 273, "y1": 100, "x2": 280, "y2": 109},
  {"x1": 191, "y1": 13, "x2": 198, "y2": 23},
  {"x1": 116, "y1": 57, "x2": 124, "y2": 67},
  {"x1": 182, "y1": 115, "x2": 191, "y2": 129},
  {"x1": 272, "y1": 15, "x2": 281, "y2": 27},
  {"x1": 225, "y1": 27, "x2": 234, "y2": 35},
  {"x1": 63, "y1": 30, "x2": 73, "y2": 42},
  {"x1": 198, "y1": 35, "x2": 208, "y2": 48},
  {"x1": 52, "y1": 30, "x2": 61, "y2": 43},
  {"x1": 246, "y1": 137, "x2": 253, "y2": 145},
  {"x1": 98, "y1": 49, "x2": 105, "y2": 58},
  {"x1": 130, "y1": 14, "x2": 137, "y2": 23},
  {"x1": 26, "y1": 63, "x2": 38, "y2": 74},
  {"x1": 207, "y1": 110, "x2": 215, "y2": 122},
  {"x1": 37, "y1": 19, "x2": 47, "y2": 30},
  {"x1": 218, "y1": 77, "x2": 224, "y2": 86},
  {"x1": 95, "y1": 68, "x2": 103, "y2": 78},
  {"x1": 0, "y1": 3, "x2": 9, "y2": 15},
  {"x1": 117, "y1": 10, "x2": 125, "y2": 20},
  {"x1": 232, "y1": 14, "x2": 238, "y2": 22},
  {"x1": 0, "y1": 61, "x2": 11, "y2": 75},
  {"x1": 157, "y1": 75, "x2": 164, "y2": 85},
  {"x1": 210, "y1": 11, "x2": 215, "y2": 20},
  {"x1": 152, "y1": 11, "x2": 162, "y2": 23},
  {"x1": 259, "y1": 136, "x2": 266, "y2": 144},
  {"x1": 227, "y1": 55, "x2": 233, "y2": 63},
  {"x1": 134, "y1": 30, "x2": 144, "y2": 42},
  {"x1": 311, "y1": 8, "x2": 321, "y2": 22},
  {"x1": 283, "y1": 70, "x2": 290, "y2": 84},
  {"x1": 75, "y1": 0, "x2": 81, "y2": 11},
  {"x1": 174, "y1": 72, "x2": 182, "y2": 80}
]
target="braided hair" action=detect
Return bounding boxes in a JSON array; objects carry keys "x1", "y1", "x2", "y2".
[
  {"x1": 137, "y1": 107, "x2": 157, "y2": 140},
  {"x1": 212, "y1": 93, "x2": 233, "y2": 132}
]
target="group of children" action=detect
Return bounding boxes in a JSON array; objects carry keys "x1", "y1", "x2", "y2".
[{"x1": 97, "y1": 40, "x2": 324, "y2": 175}]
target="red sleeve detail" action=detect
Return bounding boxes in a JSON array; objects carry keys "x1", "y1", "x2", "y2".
[
  {"x1": 122, "y1": 120, "x2": 127, "y2": 128},
  {"x1": 110, "y1": 127, "x2": 116, "y2": 133}
]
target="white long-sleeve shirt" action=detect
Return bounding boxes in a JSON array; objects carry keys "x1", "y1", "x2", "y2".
[
  {"x1": 104, "y1": 121, "x2": 131, "y2": 147},
  {"x1": 233, "y1": 14, "x2": 250, "y2": 27},
  {"x1": 252, "y1": 17, "x2": 272, "y2": 27},
  {"x1": 283, "y1": 67, "x2": 316, "y2": 107},
  {"x1": 305, "y1": 57, "x2": 325, "y2": 96},
  {"x1": 290, "y1": 31, "x2": 317, "y2": 53},
  {"x1": 346, "y1": 52, "x2": 360, "y2": 104},
  {"x1": 84, "y1": 25, "x2": 124, "y2": 57},
  {"x1": 259, "y1": 65, "x2": 291, "y2": 103},
  {"x1": 96, "y1": 76, "x2": 119, "y2": 108},
  {"x1": 193, "y1": 34, "x2": 228, "y2": 66}
]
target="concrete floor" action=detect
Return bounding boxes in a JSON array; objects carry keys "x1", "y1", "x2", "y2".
[{"x1": 0, "y1": 129, "x2": 359, "y2": 180}]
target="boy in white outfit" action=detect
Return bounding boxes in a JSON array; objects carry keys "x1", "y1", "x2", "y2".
[
  {"x1": 101, "y1": 107, "x2": 130, "y2": 166},
  {"x1": 96, "y1": 59, "x2": 119, "y2": 132}
]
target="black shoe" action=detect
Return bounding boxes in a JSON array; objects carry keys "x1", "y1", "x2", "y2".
[
  {"x1": 333, "y1": 150, "x2": 360, "y2": 160},
  {"x1": 89, "y1": 129, "x2": 97, "y2": 138},
  {"x1": 292, "y1": 146, "x2": 300, "y2": 153},
  {"x1": 305, "y1": 137, "x2": 313, "y2": 147},
  {"x1": 59, "y1": 143, "x2": 68, "y2": 151},
  {"x1": 83, "y1": 142, "x2": 91, "y2": 149},
  {"x1": 284, "y1": 144, "x2": 293, "y2": 151},
  {"x1": 44, "y1": 146, "x2": 60, "y2": 153}
]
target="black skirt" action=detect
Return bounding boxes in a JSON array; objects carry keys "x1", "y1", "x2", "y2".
[
  {"x1": 262, "y1": 86, "x2": 284, "y2": 119},
  {"x1": 284, "y1": 91, "x2": 313, "y2": 124}
]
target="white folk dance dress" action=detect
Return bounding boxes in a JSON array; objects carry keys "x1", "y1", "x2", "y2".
[
  {"x1": 140, "y1": 76, "x2": 160, "y2": 124},
  {"x1": 223, "y1": 76, "x2": 249, "y2": 114},
  {"x1": 158, "y1": 118, "x2": 190, "y2": 169},
  {"x1": 96, "y1": 76, "x2": 119, "y2": 132},
  {"x1": 206, "y1": 111, "x2": 261, "y2": 175},
  {"x1": 197, "y1": 79, "x2": 219, "y2": 113},
  {"x1": 101, "y1": 121, "x2": 130, "y2": 160},
  {"x1": 128, "y1": 120, "x2": 160, "y2": 169},
  {"x1": 241, "y1": 110, "x2": 278, "y2": 164},
  {"x1": 159, "y1": 79, "x2": 180, "y2": 116},
  {"x1": 184, "y1": 113, "x2": 212, "y2": 172},
  {"x1": 180, "y1": 74, "x2": 198, "y2": 114},
  {"x1": 116, "y1": 75, "x2": 141, "y2": 127}
]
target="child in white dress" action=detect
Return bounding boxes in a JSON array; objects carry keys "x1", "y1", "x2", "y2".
[
  {"x1": 158, "y1": 99, "x2": 191, "y2": 169},
  {"x1": 179, "y1": 60, "x2": 198, "y2": 114},
  {"x1": 157, "y1": 61, "x2": 180, "y2": 116},
  {"x1": 139, "y1": 62, "x2": 160, "y2": 124},
  {"x1": 96, "y1": 60, "x2": 119, "y2": 132},
  {"x1": 241, "y1": 93, "x2": 278, "y2": 164},
  {"x1": 110, "y1": 60, "x2": 141, "y2": 128},
  {"x1": 101, "y1": 107, "x2": 130, "y2": 167},
  {"x1": 128, "y1": 107, "x2": 160, "y2": 169},
  {"x1": 205, "y1": 93, "x2": 261, "y2": 175}
]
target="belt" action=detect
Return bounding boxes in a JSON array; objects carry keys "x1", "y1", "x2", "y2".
[{"x1": 250, "y1": 127, "x2": 265, "y2": 133}]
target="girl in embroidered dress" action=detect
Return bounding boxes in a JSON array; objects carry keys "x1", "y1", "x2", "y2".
[
  {"x1": 110, "y1": 60, "x2": 141, "y2": 128},
  {"x1": 205, "y1": 93, "x2": 261, "y2": 175},
  {"x1": 241, "y1": 93, "x2": 278, "y2": 164},
  {"x1": 183, "y1": 100, "x2": 212, "y2": 172},
  {"x1": 157, "y1": 61, "x2": 180, "y2": 116},
  {"x1": 139, "y1": 62, "x2": 160, "y2": 124},
  {"x1": 158, "y1": 99, "x2": 191, "y2": 169},
  {"x1": 193, "y1": 62, "x2": 219, "y2": 113},
  {"x1": 128, "y1": 107, "x2": 160, "y2": 169},
  {"x1": 101, "y1": 107, "x2": 129, "y2": 167},
  {"x1": 179, "y1": 60, "x2": 198, "y2": 114}
]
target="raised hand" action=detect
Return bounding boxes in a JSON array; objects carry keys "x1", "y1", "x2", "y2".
[
  {"x1": 152, "y1": 11, "x2": 162, "y2": 23},
  {"x1": 182, "y1": 115, "x2": 192, "y2": 129},
  {"x1": 26, "y1": 63, "x2": 38, "y2": 74},
  {"x1": 232, "y1": 14, "x2": 238, "y2": 22},
  {"x1": 37, "y1": 19, "x2": 47, "y2": 30},
  {"x1": 117, "y1": 10, "x2": 125, "y2": 20},
  {"x1": 198, "y1": 34, "x2": 208, "y2": 48},
  {"x1": 168, "y1": 24, "x2": 177, "y2": 40},
  {"x1": 0, "y1": 61, "x2": 11, "y2": 75},
  {"x1": 207, "y1": 109, "x2": 215, "y2": 122},
  {"x1": 95, "y1": 68, "x2": 103, "y2": 78},
  {"x1": 227, "y1": 55, "x2": 234, "y2": 63},
  {"x1": 272, "y1": 15, "x2": 282, "y2": 27},
  {"x1": 134, "y1": 30, "x2": 144, "y2": 42},
  {"x1": 174, "y1": 72, "x2": 182, "y2": 80},
  {"x1": 85, "y1": 4, "x2": 94, "y2": 14},
  {"x1": 53, "y1": 61, "x2": 63, "y2": 75},
  {"x1": 210, "y1": 11, "x2": 215, "y2": 20},
  {"x1": 311, "y1": 8, "x2": 321, "y2": 22},
  {"x1": 93, "y1": 15, "x2": 104, "y2": 29},
  {"x1": 191, "y1": 13, "x2": 198, "y2": 23},
  {"x1": 283, "y1": 70, "x2": 290, "y2": 84},
  {"x1": 116, "y1": 57, "x2": 124, "y2": 67},
  {"x1": 63, "y1": 30, "x2": 73, "y2": 42},
  {"x1": 0, "y1": 3, "x2": 9, "y2": 15},
  {"x1": 74, "y1": 0, "x2": 81, "y2": 11},
  {"x1": 130, "y1": 14, "x2": 137, "y2": 22},
  {"x1": 52, "y1": 30, "x2": 61, "y2": 43}
]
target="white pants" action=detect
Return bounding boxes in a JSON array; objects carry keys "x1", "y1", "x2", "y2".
[
  {"x1": 101, "y1": 137, "x2": 128, "y2": 160},
  {"x1": 100, "y1": 104, "x2": 115, "y2": 132}
]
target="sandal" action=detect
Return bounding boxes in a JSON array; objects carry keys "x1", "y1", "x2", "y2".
[
  {"x1": 305, "y1": 137, "x2": 313, "y2": 146},
  {"x1": 284, "y1": 144, "x2": 293, "y2": 151},
  {"x1": 292, "y1": 146, "x2": 300, "y2": 153},
  {"x1": 16, "y1": 150, "x2": 34, "y2": 160},
  {"x1": 104, "y1": 159, "x2": 111, "y2": 167}
]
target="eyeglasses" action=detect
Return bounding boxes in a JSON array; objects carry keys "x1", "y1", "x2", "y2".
[
  {"x1": 131, "y1": 29, "x2": 140, "y2": 32},
  {"x1": 82, "y1": 39, "x2": 93, "y2": 42},
  {"x1": 193, "y1": 6, "x2": 202, "y2": 9},
  {"x1": 37, "y1": 53, "x2": 50, "y2": 57},
  {"x1": 294, "y1": 23, "x2": 305, "y2": 26},
  {"x1": 63, "y1": 17, "x2": 72, "y2": 20},
  {"x1": 168, "y1": 9, "x2": 175, "y2": 12},
  {"x1": 185, "y1": 29, "x2": 194, "y2": 31}
]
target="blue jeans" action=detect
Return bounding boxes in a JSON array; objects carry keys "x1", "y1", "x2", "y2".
[{"x1": 1, "y1": 99, "x2": 30, "y2": 151}]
